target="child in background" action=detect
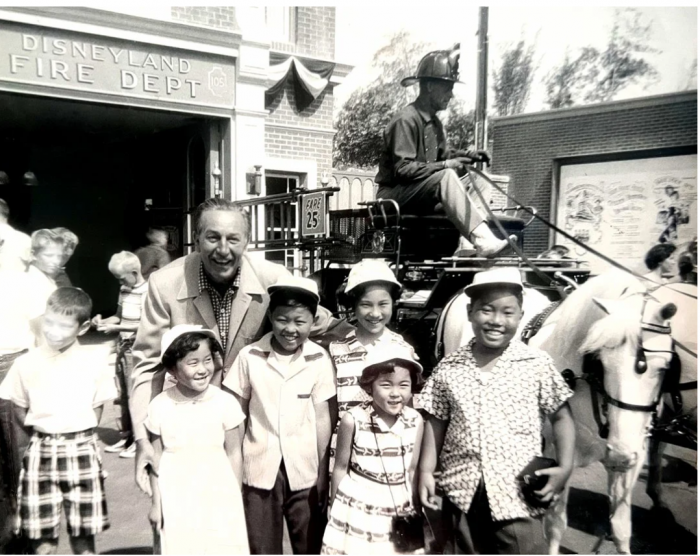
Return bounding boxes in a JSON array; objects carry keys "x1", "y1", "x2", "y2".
[
  {"x1": 135, "y1": 228, "x2": 172, "y2": 281},
  {"x1": 26, "y1": 229, "x2": 65, "y2": 343},
  {"x1": 146, "y1": 325, "x2": 248, "y2": 555},
  {"x1": 52, "y1": 227, "x2": 79, "y2": 287},
  {"x1": 223, "y1": 276, "x2": 334, "y2": 555},
  {"x1": 92, "y1": 251, "x2": 148, "y2": 458},
  {"x1": 419, "y1": 268, "x2": 575, "y2": 554},
  {"x1": 328, "y1": 259, "x2": 419, "y2": 475},
  {"x1": 322, "y1": 352, "x2": 425, "y2": 555},
  {"x1": 0, "y1": 287, "x2": 116, "y2": 555}
]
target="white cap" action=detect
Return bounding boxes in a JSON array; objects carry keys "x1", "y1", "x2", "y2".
[
  {"x1": 160, "y1": 324, "x2": 217, "y2": 363},
  {"x1": 364, "y1": 344, "x2": 423, "y2": 374},
  {"x1": 267, "y1": 275, "x2": 320, "y2": 302},
  {"x1": 344, "y1": 259, "x2": 402, "y2": 294},
  {"x1": 464, "y1": 267, "x2": 523, "y2": 297}
]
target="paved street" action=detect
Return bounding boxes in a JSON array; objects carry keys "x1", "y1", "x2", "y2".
[{"x1": 55, "y1": 333, "x2": 696, "y2": 555}]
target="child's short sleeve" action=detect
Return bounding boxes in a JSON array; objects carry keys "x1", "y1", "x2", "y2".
[
  {"x1": 145, "y1": 396, "x2": 163, "y2": 436},
  {"x1": 418, "y1": 368, "x2": 451, "y2": 421},
  {"x1": 223, "y1": 351, "x2": 251, "y2": 399},
  {"x1": 538, "y1": 356, "x2": 574, "y2": 415},
  {"x1": 220, "y1": 392, "x2": 246, "y2": 430},
  {"x1": 311, "y1": 354, "x2": 336, "y2": 405}
]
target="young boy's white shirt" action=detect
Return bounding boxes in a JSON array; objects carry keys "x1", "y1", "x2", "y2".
[
  {"x1": 223, "y1": 331, "x2": 335, "y2": 491},
  {"x1": 0, "y1": 342, "x2": 117, "y2": 433}
]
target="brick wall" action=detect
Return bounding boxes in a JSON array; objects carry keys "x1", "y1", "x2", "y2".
[
  {"x1": 171, "y1": 6, "x2": 238, "y2": 30},
  {"x1": 265, "y1": 78, "x2": 335, "y2": 182},
  {"x1": 295, "y1": 7, "x2": 335, "y2": 59},
  {"x1": 491, "y1": 92, "x2": 697, "y2": 255}
]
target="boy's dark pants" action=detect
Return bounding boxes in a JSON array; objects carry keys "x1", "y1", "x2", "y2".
[
  {"x1": 115, "y1": 338, "x2": 134, "y2": 442},
  {"x1": 442, "y1": 480, "x2": 547, "y2": 555},
  {"x1": 242, "y1": 462, "x2": 325, "y2": 555},
  {"x1": 0, "y1": 350, "x2": 29, "y2": 551}
]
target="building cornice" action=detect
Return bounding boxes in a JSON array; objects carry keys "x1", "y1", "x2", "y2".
[
  {"x1": 0, "y1": 7, "x2": 242, "y2": 58},
  {"x1": 266, "y1": 122, "x2": 337, "y2": 136},
  {"x1": 493, "y1": 90, "x2": 697, "y2": 126}
]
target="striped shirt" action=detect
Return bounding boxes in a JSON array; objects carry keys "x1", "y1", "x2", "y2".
[
  {"x1": 328, "y1": 328, "x2": 419, "y2": 475},
  {"x1": 117, "y1": 281, "x2": 148, "y2": 340}
]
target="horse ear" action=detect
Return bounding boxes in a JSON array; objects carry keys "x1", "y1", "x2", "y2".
[
  {"x1": 593, "y1": 297, "x2": 616, "y2": 315},
  {"x1": 659, "y1": 302, "x2": 677, "y2": 321}
]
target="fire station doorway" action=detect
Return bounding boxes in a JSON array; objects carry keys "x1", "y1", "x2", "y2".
[{"x1": 0, "y1": 93, "x2": 222, "y2": 314}]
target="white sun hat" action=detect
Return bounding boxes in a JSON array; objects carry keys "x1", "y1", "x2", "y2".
[
  {"x1": 160, "y1": 324, "x2": 218, "y2": 362},
  {"x1": 344, "y1": 259, "x2": 402, "y2": 294},
  {"x1": 464, "y1": 267, "x2": 523, "y2": 297}
]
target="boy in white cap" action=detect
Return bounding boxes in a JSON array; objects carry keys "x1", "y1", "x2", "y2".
[
  {"x1": 223, "y1": 276, "x2": 335, "y2": 555},
  {"x1": 418, "y1": 267, "x2": 575, "y2": 554}
]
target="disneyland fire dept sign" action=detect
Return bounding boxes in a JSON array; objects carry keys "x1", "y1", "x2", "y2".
[{"x1": 0, "y1": 24, "x2": 235, "y2": 109}]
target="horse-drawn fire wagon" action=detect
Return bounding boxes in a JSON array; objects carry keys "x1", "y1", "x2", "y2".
[{"x1": 236, "y1": 168, "x2": 591, "y2": 371}]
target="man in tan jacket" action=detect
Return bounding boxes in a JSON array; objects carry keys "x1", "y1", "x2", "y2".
[{"x1": 130, "y1": 198, "x2": 349, "y2": 493}]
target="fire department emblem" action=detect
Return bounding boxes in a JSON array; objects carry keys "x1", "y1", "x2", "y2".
[{"x1": 208, "y1": 67, "x2": 228, "y2": 97}]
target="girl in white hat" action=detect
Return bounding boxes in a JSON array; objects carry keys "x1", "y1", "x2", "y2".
[
  {"x1": 145, "y1": 325, "x2": 249, "y2": 555},
  {"x1": 328, "y1": 260, "x2": 420, "y2": 477}
]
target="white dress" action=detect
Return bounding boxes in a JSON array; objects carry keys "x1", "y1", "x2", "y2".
[{"x1": 146, "y1": 386, "x2": 249, "y2": 555}]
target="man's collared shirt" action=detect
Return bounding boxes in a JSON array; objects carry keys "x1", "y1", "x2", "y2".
[
  {"x1": 375, "y1": 99, "x2": 449, "y2": 187},
  {"x1": 223, "y1": 332, "x2": 336, "y2": 491},
  {"x1": 198, "y1": 263, "x2": 241, "y2": 351},
  {"x1": 420, "y1": 339, "x2": 573, "y2": 521}
]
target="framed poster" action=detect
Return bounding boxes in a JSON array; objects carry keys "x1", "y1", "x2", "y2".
[{"x1": 553, "y1": 151, "x2": 697, "y2": 275}]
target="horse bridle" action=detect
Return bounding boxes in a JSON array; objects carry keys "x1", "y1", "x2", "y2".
[{"x1": 581, "y1": 295, "x2": 679, "y2": 438}]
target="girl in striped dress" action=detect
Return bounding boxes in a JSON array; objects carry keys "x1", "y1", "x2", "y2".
[
  {"x1": 328, "y1": 260, "x2": 419, "y2": 476},
  {"x1": 322, "y1": 356, "x2": 425, "y2": 555}
]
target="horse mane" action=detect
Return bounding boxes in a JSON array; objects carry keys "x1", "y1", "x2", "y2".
[
  {"x1": 542, "y1": 269, "x2": 645, "y2": 359},
  {"x1": 579, "y1": 310, "x2": 640, "y2": 355}
]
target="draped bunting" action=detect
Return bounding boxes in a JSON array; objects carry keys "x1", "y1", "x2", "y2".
[{"x1": 265, "y1": 57, "x2": 335, "y2": 111}]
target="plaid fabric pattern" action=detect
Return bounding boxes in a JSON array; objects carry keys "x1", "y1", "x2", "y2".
[
  {"x1": 18, "y1": 430, "x2": 109, "y2": 539},
  {"x1": 198, "y1": 263, "x2": 241, "y2": 352}
]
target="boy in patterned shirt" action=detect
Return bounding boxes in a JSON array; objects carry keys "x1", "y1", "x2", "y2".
[{"x1": 418, "y1": 267, "x2": 575, "y2": 554}]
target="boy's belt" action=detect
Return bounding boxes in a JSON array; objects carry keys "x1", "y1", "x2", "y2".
[{"x1": 33, "y1": 428, "x2": 96, "y2": 442}]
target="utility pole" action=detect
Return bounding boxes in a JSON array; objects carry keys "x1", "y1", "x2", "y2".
[{"x1": 475, "y1": 7, "x2": 489, "y2": 152}]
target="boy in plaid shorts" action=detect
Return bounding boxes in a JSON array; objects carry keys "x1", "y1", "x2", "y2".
[{"x1": 0, "y1": 287, "x2": 117, "y2": 554}]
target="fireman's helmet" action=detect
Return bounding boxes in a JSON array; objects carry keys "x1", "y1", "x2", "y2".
[{"x1": 401, "y1": 44, "x2": 462, "y2": 87}]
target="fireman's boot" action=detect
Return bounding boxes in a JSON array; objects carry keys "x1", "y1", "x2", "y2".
[{"x1": 469, "y1": 222, "x2": 516, "y2": 258}]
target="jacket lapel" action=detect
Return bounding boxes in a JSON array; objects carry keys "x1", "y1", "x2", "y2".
[{"x1": 225, "y1": 255, "x2": 265, "y2": 361}]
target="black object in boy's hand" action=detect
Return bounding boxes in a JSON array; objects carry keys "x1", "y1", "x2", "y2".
[
  {"x1": 390, "y1": 512, "x2": 425, "y2": 552},
  {"x1": 516, "y1": 456, "x2": 557, "y2": 508}
]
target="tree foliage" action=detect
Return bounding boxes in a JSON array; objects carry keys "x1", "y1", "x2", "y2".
[
  {"x1": 442, "y1": 102, "x2": 475, "y2": 153},
  {"x1": 491, "y1": 39, "x2": 538, "y2": 116},
  {"x1": 544, "y1": 8, "x2": 659, "y2": 109},
  {"x1": 333, "y1": 31, "x2": 424, "y2": 169},
  {"x1": 333, "y1": 84, "x2": 397, "y2": 169}
]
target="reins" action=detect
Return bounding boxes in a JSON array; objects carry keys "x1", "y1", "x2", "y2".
[{"x1": 466, "y1": 167, "x2": 698, "y2": 301}]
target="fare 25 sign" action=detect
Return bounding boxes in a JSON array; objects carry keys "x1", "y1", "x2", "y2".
[{"x1": 301, "y1": 192, "x2": 326, "y2": 237}]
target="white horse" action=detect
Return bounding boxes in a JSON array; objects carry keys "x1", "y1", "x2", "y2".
[
  {"x1": 643, "y1": 282, "x2": 697, "y2": 514},
  {"x1": 434, "y1": 270, "x2": 683, "y2": 554}
]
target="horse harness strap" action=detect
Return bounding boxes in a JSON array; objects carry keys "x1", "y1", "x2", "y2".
[{"x1": 521, "y1": 301, "x2": 561, "y2": 344}]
